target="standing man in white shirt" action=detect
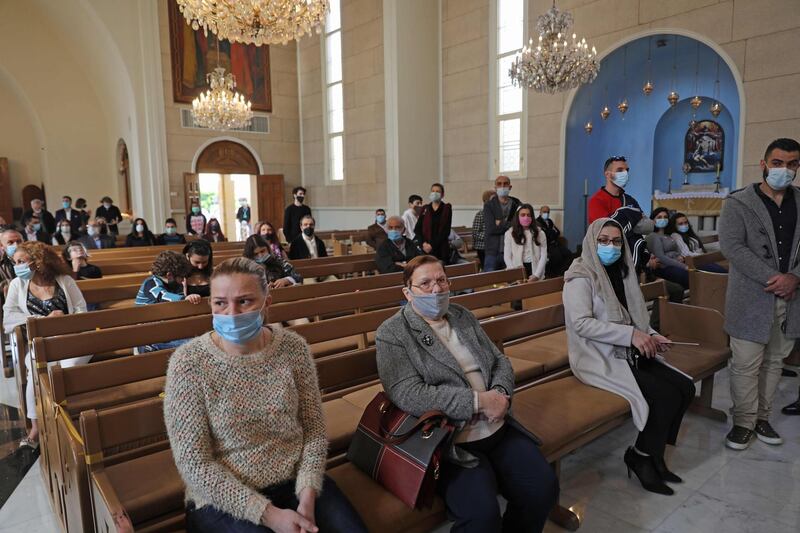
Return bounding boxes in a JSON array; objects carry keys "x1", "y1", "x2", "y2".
[{"x1": 401, "y1": 194, "x2": 423, "y2": 240}]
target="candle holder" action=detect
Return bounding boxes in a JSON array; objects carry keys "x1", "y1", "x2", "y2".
[
  {"x1": 714, "y1": 163, "x2": 721, "y2": 193},
  {"x1": 682, "y1": 163, "x2": 691, "y2": 186},
  {"x1": 667, "y1": 168, "x2": 673, "y2": 194}
]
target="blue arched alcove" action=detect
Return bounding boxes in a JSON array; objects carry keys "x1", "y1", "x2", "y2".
[{"x1": 563, "y1": 33, "x2": 741, "y2": 245}]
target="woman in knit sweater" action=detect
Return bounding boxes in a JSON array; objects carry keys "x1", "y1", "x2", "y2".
[{"x1": 164, "y1": 257, "x2": 366, "y2": 533}]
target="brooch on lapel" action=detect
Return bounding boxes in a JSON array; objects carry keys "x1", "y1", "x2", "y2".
[{"x1": 421, "y1": 334, "x2": 434, "y2": 346}]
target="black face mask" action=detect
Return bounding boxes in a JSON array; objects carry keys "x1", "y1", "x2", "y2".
[
  {"x1": 296, "y1": 196, "x2": 305, "y2": 204},
  {"x1": 302, "y1": 227, "x2": 314, "y2": 237},
  {"x1": 186, "y1": 284, "x2": 210, "y2": 297}
]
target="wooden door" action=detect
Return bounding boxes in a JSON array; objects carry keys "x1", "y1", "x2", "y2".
[
  {"x1": 256, "y1": 175, "x2": 284, "y2": 227},
  {"x1": 0, "y1": 158, "x2": 12, "y2": 223},
  {"x1": 183, "y1": 173, "x2": 200, "y2": 215}
]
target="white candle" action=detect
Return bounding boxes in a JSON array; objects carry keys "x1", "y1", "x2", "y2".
[{"x1": 584, "y1": 178, "x2": 588, "y2": 195}]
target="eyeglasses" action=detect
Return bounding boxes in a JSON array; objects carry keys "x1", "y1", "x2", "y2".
[
  {"x1": 597, "y1": 237, "x2": 624, "y2": 247},
  {"x1": 411, "y1": 277, "x2": 450, "y2": 292}
]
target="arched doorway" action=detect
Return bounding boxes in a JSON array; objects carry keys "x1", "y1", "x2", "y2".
[
  {"x1": 187, "y1": 139, "x2": 282, "y2": 241},
  {"x1": 561, "y1": 31, "x2": 744, "y2": 245},
  {"x1": 117, "y1": 139, "x2": 131, "y2": 215}
]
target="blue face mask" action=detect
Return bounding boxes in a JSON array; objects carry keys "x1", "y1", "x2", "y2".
[
  {"x1": 540, "y1": 213, "x2": 550, "y2": 221},
  {"x1": 376, "y1": 215, "x2": 386, "y2": 224},
  {"x1": 677, "y1": 224, "x2": 690, "y2": 234},
  {"x1": 496, "y1": 187, "x2": 510, "y2": 198},
  {"x1": 255, "y1": 253, "x2": 270, "y2": 264},
  {"x1": 612, "y1": 171, "x2": 629, "y2": 188},
  {"x1": 213, "y1": 309, "x2": 264, "y2": 344},
  {"x1": 387, "y1": 229, "x2": 403, "y2": 242},
  {"x1": 14, "y1": 263, "x2": 33, "y2": 281},
  {"x1": 62, "y1": 201, "x2": 71, "y2": 209},
  {"x1": 192, "y1": 206, "x2": 200, "y2": 214},
  {"x1": 5, "y1": 244, "x2": 17, "y2": 258},
  {"x1": 32, "y1": 223, "x2": 41, "y2": 231},
  {"x1": 409, "y1": 291, "x2": 449, "y2": 320},
  {"x1": 597, "y1": 244, "x2": 622, "y2": 266},
  {"x1": 765, "y1": 167, "x2": 796, "y2": 191},
  {"x1": 655, "y1": 218, "x2": 668, "y2": 229}
]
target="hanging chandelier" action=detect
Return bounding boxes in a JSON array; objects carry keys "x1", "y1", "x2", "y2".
[
  {"x1": 192, "y1": 67, "x2": 253, "y2": 130},
  {"x1": 176, "y1": 0, "x2": 329, "y2": 46},
  {"x1": 509, "y1": 2, "x2": 598, "y2": 94}
]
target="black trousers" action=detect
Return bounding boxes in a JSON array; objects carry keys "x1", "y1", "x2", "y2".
[
  {"x1": 630, "y1": 358, "x2": 695, "y2": 458},
  {"x1": 476, "y1": 249, "x2": 485, "y2": 269},
  {"x1": 438, "y1": 425, "x2": 559, "y2": 533}
]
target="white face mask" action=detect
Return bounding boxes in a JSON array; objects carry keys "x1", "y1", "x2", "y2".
[
  {"x1": 135, "y1": 224, "x2": 145, "y2": 233},
  {"x1": 540, "y1": 213, "x2": 550, "y2": 221},
  {"x1": 765, "y1": 167, "x2": 796, "y2": 191},
  {"x1": 612, "y1": 171, "x2": 629, "y2": 188}
]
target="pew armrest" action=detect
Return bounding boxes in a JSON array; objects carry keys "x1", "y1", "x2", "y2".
[
  {"x1": 91, "y1": 470, "x2": 128, "y2": 529},
  {"x1": 658, "y1": 298, "x2": 728, "y2": 347}
]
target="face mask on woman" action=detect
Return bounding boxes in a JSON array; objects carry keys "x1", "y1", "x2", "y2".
[
  {"x1": 61, "y1": 226, "x2": 71, "y2": 235},
  {"x1": 654, "y1": 218, "x2": 668, "y2": 229},
  {"x1": 409, "y1": 291, "x2": 449, "y2": 320},
  {"x1": 255, "y1": 254, "x2": 270, "y2": 264},
  {"x1": 103, "y1": 202, "x2": 112, "y2": 209},
  {"x1": 213, "y1": 309, "x2": 264, "y2": 344},
  {"x1": 429, "y1": 192, "x2": 442, "y2": 203},
  {"x1": 14, "y1": 263, "x2": 33, "y2": 281},
  {"x1": 597, "y1": 244, "x2": 622, "y2": 266},
  {"x1": 518, "y1": 215, "x2": 532, "y2": 227},
  {"x1": 135, "y1": 224, "x2": 145, "y2": 233},
  {"x1": 677, "y1": 224, "x2": 690, "y2": 234}
]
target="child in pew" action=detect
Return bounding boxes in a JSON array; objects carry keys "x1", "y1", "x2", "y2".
[
  {"x1": 135, "y1": 251, "x2": 202, "y2": 352},
  {"x1": 2, "y1": 241, "x2": 92, "y2": 449},
  {"x1": 183, "y1": 240, "x2": 213, "y2": 297},
  {"x1": 164, "y1": 257, "x2": 367, "y2": 533},
  {"x1": 243, "y1": 234, "x2": 302, "y2": 289}
]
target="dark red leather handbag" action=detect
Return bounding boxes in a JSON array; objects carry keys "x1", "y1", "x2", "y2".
[{"x1": 346, "y1": 392, "x2": 455, "y2": 509}]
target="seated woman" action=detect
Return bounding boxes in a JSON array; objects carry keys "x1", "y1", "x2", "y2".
[
  {"x1": 666, "y1": 212, "x2": 726, "y2": 273},
  {"x1": 243, "y1": 234, "x2": 302, "y2": 289},
  {"x1": 183, "y1": 240, "x2": 213, "y2": 297},
  {"x1": 164, "y1": 257, "x2": 366, "y2": 533},
  {"x1": 2, "y1": 241, "x2": 91, "y2": 449},
  {"x1": 376, "y1": 255, "x2": 558, "y2": 531},
  {"x1": 126, "y1": 218, "x2": 157, "y2": 247},
  {"x1": 156, "y1": 218, "x2": 187, "y2": 245},
  {"x1": 63, "y1": 242, "x2": 102, "y2": 280},
  {"x1": 203, "y1": 218, "x2": 227, "y2": 243},
  {"x1": 52, "y1": 220, "x2": 77, "y2": 246},
  {"x1": 645, "y1": 207, "x2": 689, "y2": 289},
  {"x1": 503, "y1": 203, "x2": 548, "y2": 281},
  {"x1": 255, "y1": 220, "x2": 287, "y2": 259},
  {"x1": 135, "y1": 251, "x2": 202, "y2": 352},
  {"x1": 563, "y1": 219, "x2": 696, "y2": 496}
]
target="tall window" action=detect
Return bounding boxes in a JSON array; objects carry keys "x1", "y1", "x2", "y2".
[
  {"x1": 323, "y1": 0, "x2": 344, "y2": 181},
  {"x1": 494, "y1": 0, "x2": 526, "y2": 176}
]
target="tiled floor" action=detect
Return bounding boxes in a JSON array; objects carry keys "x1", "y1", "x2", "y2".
[{"x1": 0, "y1": 369, "x2": 798, "y2": 532}]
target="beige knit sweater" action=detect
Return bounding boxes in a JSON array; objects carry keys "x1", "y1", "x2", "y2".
[{"x1": 164, "y1": 327, "x2": 327, "y2": 525}]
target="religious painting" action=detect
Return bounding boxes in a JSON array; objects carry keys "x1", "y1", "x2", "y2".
[
  {"x1": 168, "y1": 0, "x2": 272, "y2": 112},
  {"x1": 684, "y1": 120, "x2": 724, "y2": 173}
]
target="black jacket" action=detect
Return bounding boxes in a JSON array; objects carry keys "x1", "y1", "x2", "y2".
[
  {"x1": 78, "y1": 234, "x2": 116, "y2": 249},
  {"x1": 288, "y1": 235, "x2": 327, "y2": 260},
  {"x1": 482, "y1": 196, "x2": 521, "y2": 255},
  {"x1": 23, "y1": 229, "x2": 51, "y2": 244},
  {"x1": 55, "y1": 208, "x2": 83, "y2": 234},
  {"x1": 21, "y1": 209, "x2": 56, "y2": 234},
  {"x1": 376, "y1": 237, "x2": 422, "y2": 273},
  {"x1": 283, "y1": 204, "x2": 312, "y2": 243},
  {"x1": 236, "y1": 206, "x2": 251, "y2": 222},
  {"x1": 94, "y1": 205, "x2": 123, "y2": 234}
]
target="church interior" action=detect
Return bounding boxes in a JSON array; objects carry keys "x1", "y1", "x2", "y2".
[{"x1": 1, "y1": 1, "x2": 799, "y2": 532}]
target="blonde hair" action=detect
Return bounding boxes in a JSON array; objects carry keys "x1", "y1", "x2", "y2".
[{"x1": 211, "y1": 257, "x2": 269, "y2": 294}]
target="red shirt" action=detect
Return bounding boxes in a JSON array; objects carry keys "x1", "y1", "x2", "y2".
[{"x1": 588, "y1": 187, "x2": 624, "y2": 223}]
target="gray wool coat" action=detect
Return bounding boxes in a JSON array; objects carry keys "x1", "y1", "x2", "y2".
[
  {"x1": 375, "y1": 302, "x2": 538, "y2": 467},
  {"x1": 719, "y1": 184, "x2": 800, "y2": 344}
]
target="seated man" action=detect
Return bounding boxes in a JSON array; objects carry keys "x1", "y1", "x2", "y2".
[
  {"x1": 78, "y1": 218, "x2": 116, "y2": 249},
  {"x1": 288, "y1": 215, "x2": 327, "y2": 260},
  {"x1": 21, "y1": 214, "x2": 51, "y2": 243},
  {"x1": 375, "y1": 216, "x2": 422, "y2": 273},
  {"x1": 156, "y1": 218, "x2": 187, "y2": 245},
  {"x1": 366, "y1": 208, "x2": 388, "y2": 250},
  {"x1": 135, "y1": 251, "x2": 202, "y2": 352}
]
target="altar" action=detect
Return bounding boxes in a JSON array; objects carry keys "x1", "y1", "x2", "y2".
[{"x1": 652, "y1": 187, "x2": 728, "y2": 231}]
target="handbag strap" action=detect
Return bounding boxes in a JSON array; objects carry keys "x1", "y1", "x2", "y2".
[{"x1": 378, "y1": 409, "x2": 450, "y2": 445}]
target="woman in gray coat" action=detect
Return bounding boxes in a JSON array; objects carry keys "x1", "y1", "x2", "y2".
[
  {"x1": 376, "y1": 255, "x2": 558, "y2": 533},
  {"x1": 563, "y1": 219, "x2": 695, "y2": 496}
]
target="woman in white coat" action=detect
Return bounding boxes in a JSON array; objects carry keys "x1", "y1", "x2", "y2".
[
  {"x1": 2, "y1": 240, "x2": 90, "y2": 449},
  {"x1": 562, "y1": 218, "x2": 695, "y2": 496},
  {"x1": 503, "y1": 204, "x2": 547, "y2": 281}
]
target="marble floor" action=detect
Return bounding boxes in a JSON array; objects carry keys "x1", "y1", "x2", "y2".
[{"x1": 0, "y1": 368, "x2": 798, "y2": 532}]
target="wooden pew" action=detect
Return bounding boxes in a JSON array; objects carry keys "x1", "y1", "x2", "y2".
[
  {"x1": 688, "y1": 269, "x2": 728, "y2": 316},
  {"x1": 684, "y1": 250, "x2": 726, "y2": 270}
]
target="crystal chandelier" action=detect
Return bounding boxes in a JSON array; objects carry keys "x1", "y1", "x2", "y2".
[
  {"x1": 176, "y1": 0, "x2": 329, "y2": 46},
  {"x1": 509, "y1": 2, "x2": 598, "y2": 94},
  {"x1": 192, "y1": 67, "x2": 253, "y2": 131}
]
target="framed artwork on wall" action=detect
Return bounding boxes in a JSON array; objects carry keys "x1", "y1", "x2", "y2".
[
  {"x1": 167, "y1": 0, "x2": 272, "y2": 112},
  {"x1": 684, "y1": 120, "x2": 724, "y2": 173}
]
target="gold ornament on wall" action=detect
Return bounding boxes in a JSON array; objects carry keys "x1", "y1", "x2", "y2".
[
  {"x1": 600, "y1": 105, "x2": 610, "y2": 120},
  {"x1": 667, "y1": 91, "x2": 679, "y2": 106},
  {"x1": 617, "y1": 99, "x2": 629, "y2": 115},
  {"x1": 690, "y1": 95, "x2": 702, "y2": 109},
  {"x1": 642, "y1": 81, "x2": 654, "y2": 96},
  {"x1": 584, "y1": 121, "x2": 593, "y2": 134},
  {"x1": 710, "y1": 101, "x2": 722, "y2": 117}
]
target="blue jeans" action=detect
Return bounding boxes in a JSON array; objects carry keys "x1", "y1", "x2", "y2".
[
  {"x1": 439, "y1": 425, "x2": 559, "y2": 533},
  {"x1": 186, "y1": 476, "x2": 367, "y2": 533},
  {"x1": 483, "y1": 254, "x2": 506, "y2": 272},
  {"x1": 655, "y1": 265, "x2": 689, "y2": 290},
  {"x1": 138, "y1": 338, "x2": 191, "y2": 353}
]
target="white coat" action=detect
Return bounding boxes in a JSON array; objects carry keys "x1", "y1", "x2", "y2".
[
  {"x1": 503, "y1": 227, "x2": 547, "y2": 279},
  {"x1": 3, "y1": 274, "x2": 87, "y2": 333}
]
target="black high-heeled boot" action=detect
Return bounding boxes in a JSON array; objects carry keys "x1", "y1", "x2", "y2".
[
  {"x1": 623, "y1": 447, "x2": 673, "y2": 495},
  {"x1": 653, "y1": 456, "x2": 683, "y2": 483}
]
